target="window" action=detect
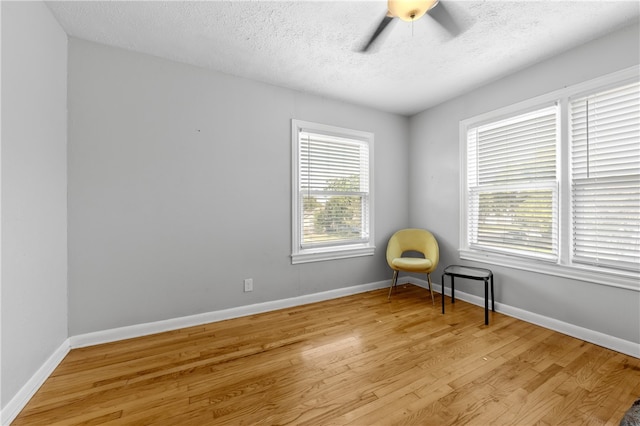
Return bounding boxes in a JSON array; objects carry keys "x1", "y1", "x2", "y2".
[
  {"x1": 461, "y1": 67, "x2": 639, "y2": 288},
  {"x1": 466, "y1": 105, "x2": 559, "y2": 261},
  {"x1": 291, "y1": 120, "x2": 374, "y2": 264},
  {"x1": 570, "y1": 81, "x2": 640, "y2": 272}
]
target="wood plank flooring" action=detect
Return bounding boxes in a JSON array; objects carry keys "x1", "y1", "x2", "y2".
[{"x1": 12, "y1": 284, "x2": 640, "y2": 425}]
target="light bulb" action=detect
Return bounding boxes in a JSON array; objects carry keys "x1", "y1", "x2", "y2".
[{"x1": 388, "y1": 0, "x2": 438, "y2": 22}]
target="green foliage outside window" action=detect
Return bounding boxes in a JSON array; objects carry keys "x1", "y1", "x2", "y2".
[{"x1": 303, "y1": 175, "x2": 363, "y2": 242}]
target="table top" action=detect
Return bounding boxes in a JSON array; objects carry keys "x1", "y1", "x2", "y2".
[{"x1": 443, "y1": 265, "x2": 492, "y2": 279}]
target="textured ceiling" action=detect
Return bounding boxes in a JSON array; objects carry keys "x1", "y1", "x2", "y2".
[{"x1": 46, "y1": 1, "x2": 640, "y2": 116}]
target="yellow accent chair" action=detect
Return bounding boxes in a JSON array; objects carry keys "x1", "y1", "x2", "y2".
[{"x1": 386, "y1": 228, "x2": 440, "y2": 304}]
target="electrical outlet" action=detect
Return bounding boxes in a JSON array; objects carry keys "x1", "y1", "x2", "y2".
[{"x1": 244, "y1": 278, "x2": 253, "y2": 292}]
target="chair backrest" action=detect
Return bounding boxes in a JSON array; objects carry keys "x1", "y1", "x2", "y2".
[{"x1": 386, "y1": 228, "x2": 439, "y2": 269}]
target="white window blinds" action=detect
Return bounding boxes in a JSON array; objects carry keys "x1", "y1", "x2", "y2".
[
  {"x1": 570, "y1": 81, "x2": 640, "y2": 272},
  {"x1": 298, "y1": 130, "x2": 370, "y2": 248},
  {"x1": 467, "y1": 105, "x2": 559, "y2": 260}
]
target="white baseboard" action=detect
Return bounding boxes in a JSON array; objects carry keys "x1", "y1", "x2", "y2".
[
  {"x1": 4, "y1": 276, "x2": 638, "y2": 425},
  {"x1": 409, "y1": 277, "x2": 640, "y2": 359},
  {"x1": 2, "y1": 281, "x2": 388, "y2": 425},
  {"x1": 70, "y1": 280, "x2": 390, "y2": 349},
  {"x1": 1, "y1": 339, "x2": 70, "y2": 426}
]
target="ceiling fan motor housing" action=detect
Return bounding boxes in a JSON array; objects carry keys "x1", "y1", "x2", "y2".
[{"x1": 388, "y1": 0, "x2": 439, "y2": 22}]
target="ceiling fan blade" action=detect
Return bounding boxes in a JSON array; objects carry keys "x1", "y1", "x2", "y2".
[
  {"x1": 360, "y1": 14, "x2": 394, "y2": 52},
  {"x1": 427, "y1": 2, "x2": 466, "y2": 38}
]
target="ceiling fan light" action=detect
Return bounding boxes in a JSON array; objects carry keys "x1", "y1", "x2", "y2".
[{"x1": 388, "y1": 0, "x2": 438, "y2": 22}]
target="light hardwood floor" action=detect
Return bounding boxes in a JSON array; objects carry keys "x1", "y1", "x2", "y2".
[{"x1": 13, "y1": 284, "x2": 640, "y2": 425}]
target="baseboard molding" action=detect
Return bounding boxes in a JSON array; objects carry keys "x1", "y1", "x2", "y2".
[
  {"x1": 1, "y1": 339, "x2": 71, "y2": 426},
  {"x1": 409, "y1": 277, "x2": 640, "y2": 359},
  {"x1": 70, "y1": 280, "x2": 390, "y2": 349},
  {"x1": 2, "y1": 281, "x2": 388, "y2": 425},
  {"x1": 4, "y1": 276, "x2": 638, "y2": 425}
]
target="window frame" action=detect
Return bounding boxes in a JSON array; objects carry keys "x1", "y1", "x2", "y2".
[
  {"x1": 459, "y1": 66, "x2": 639, "y2": 291},
  {"x1": 291, "y1": 119, "x2": 375, "y2": 264},
  {"x1": 569, "y1": 81, "x2": 640, "y2": 273},
  {"x1": 466, "y1": 103, "x2": 560, "y2": 262}
]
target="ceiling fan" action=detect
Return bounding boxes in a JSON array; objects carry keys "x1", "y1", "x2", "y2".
[{"x1": 360, "y1": 0, "x2": 463, "y2": 52}]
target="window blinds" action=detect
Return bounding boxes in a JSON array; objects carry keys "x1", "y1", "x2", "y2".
[
  {"x1": 570, "y1": 81, "x2": 640, "y2": 271},
  {"x1": 299, "y1": 131, "x2": 370, "y2": 247},
  {"x1": 467, "y1": 105, "x2": 559, "y2": 259}
]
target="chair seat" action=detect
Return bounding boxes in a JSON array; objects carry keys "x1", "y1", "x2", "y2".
[{"x1": 391, "y1": 257, "x2": 433, "y2": 272}]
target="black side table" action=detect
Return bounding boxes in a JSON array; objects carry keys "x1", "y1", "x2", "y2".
[{"x1": 441, "y1": 265, "x2": 494, "y2": 325}]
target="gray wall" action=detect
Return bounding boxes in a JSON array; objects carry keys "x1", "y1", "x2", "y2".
[
  {"x1": 2, "y1": 3, "x2": 638, "y2": 416},
  {"x1": 408, "y1": 23, "x2": 640, "y2": 343},
  {"x1": 1, "y1": 1, "x2": 68, "y2": 409},
  {"x1": 67, "y1": 38, "x2": 410, "y2": 336}
]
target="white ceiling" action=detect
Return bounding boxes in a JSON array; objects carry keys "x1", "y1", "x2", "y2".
[{"x1": 46, "y1": 1, "x2": 640, "y2": 116}]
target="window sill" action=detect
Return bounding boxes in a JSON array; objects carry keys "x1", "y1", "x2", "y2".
[
  {"x1": 459, "y1": 249, "x2": 640, "y2": 292},
  {"x1": 292, "y1": 245, "x2": 375, "y2": 265}
]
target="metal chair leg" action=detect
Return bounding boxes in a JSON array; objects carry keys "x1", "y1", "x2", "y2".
[
  {"x1": 388, "y1": 270, "x2": 399, "y2": 300},
  {"x1": 426, "y1": 273, "x2": 435, "y2": 305}
]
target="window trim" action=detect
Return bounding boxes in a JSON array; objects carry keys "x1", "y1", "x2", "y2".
[
  {"x1": 569, "y1": 83, "x2": 640, "y2": 272},
  {"x1": 291, "y1": 119, "x2": 375, "y2": 264},
  {"x1": 465, "y1": 103, "x2": 560, "y2": 261},
  {"x1": 459, "y1": 66, "x2": 640, "y2": 291}
]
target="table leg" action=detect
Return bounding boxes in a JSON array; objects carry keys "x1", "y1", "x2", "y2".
[
  {"x1": 491, "y1": 274, "x2": 495, "y2": 311},
  {"x1": 484, "y1": 279, "x2": 489, "y2": 325},
  {"x1": 441, "y1": 274, "x2": 445, "y2": 314},
  {"x1": 451, "y1": 276, "x2": 455, "y2": 304}
]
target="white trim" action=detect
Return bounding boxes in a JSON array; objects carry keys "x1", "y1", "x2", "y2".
[
  {"x1": 1, "y1": 339, "x2": 71, "y2": 426},
  {"x1": 459, "y1": 249, "x2": 639, "y2": 291},
  {"x1": 291, "y1": 245, "x2": 375, "y2": 264},
  {"x1": 291, "y1": 119, "x2": 375, "y2": 264},
  {"x1": 409, "y1": 277, "x2": 640, "y2": 358},
  {"x1": 459, "y1": 66, "x2": 640, "y2": 132},
  {"x1": 4, "y1": 276, "x2": 639, "y2": 425},
  {"x1": 70, "y1": 280, "x2": 389, "y2": 348},
  {"x1": 2, "y1": 282, "x2": 389, "y2": 424},
  {"x1": 459, "y1": 65, "x2": 640, "y2": 288},
  {"x1": 0, "y1": 2, "x2": 3, "y2": 415}
]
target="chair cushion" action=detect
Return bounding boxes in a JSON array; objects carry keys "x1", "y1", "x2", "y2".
[{"x1": 391, "y1": 257, "x2": 433, "y2": 272}]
